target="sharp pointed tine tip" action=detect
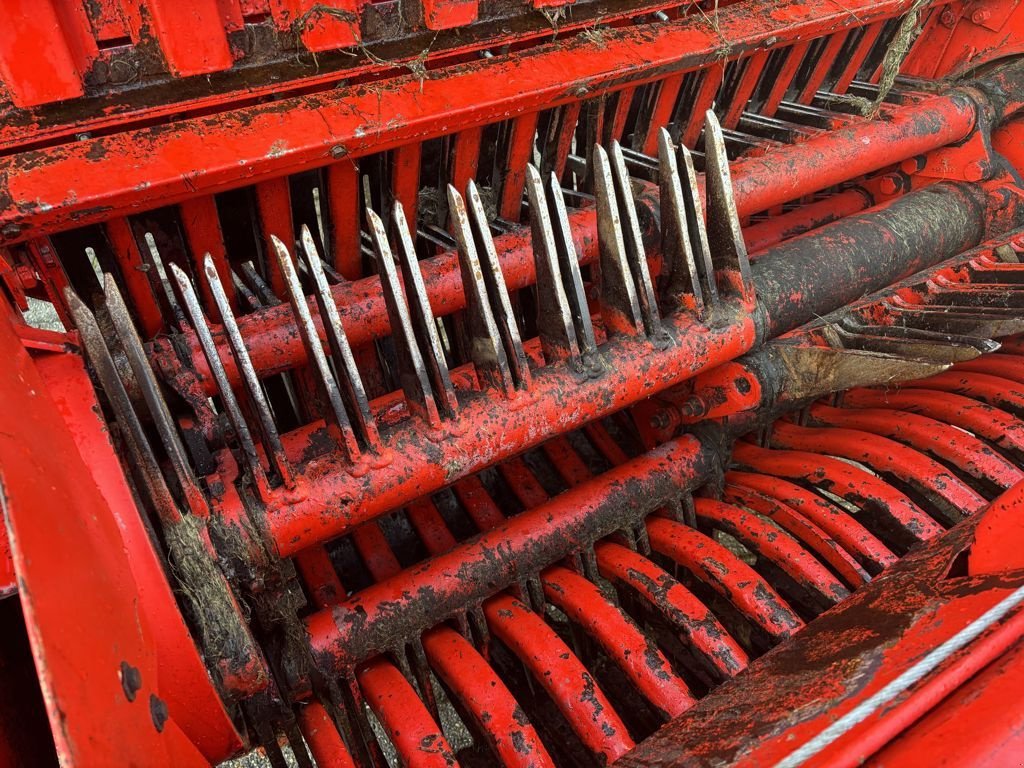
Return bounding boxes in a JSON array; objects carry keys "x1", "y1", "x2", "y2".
[
  {"x1": 446, "y1": 183, "x2": 464, "y2": 209},
  {"x1": 168, "y1": 261, "x2": 189, "y2": 284},
  {"x1": 63, "y1": 285, "x2": 83, "y2": 309},
  {"x1": 366, "y1": 207, "x2": 384, "y2": 230}
]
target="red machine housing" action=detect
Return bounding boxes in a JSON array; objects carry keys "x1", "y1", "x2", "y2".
[{"x1": 1, "y1": 0, "x2": 1023, "y2": 766}]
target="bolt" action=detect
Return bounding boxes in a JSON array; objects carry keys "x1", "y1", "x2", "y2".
[
  {"x1": 679, "y1": 397, "x2": 707, "y2": 419},
  {"x1": 330, "y1": 145, "x2": 347, "y2": 159},
  {"x1": 964, "y1": 160, "x2": 986, "y2": 182},
  {"x1": 878, "y1": 175, "x2": 900, "y2": 195},
  {"x1": 1, "y1": 223, "x2": 21, "y2": 239},
  {"x1": 971, "y1": 8, "x2": 991, "y2": 24},
  {"x1": 940, "y1": 8, "x2": 956, "y2": 26},
  {"x1": 650, "y1": 410, "x2": 672, "y2": 430}
]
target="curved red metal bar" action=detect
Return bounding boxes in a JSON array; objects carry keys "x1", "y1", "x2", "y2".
[
  {"x1": 720, "y1": 483, "x2": 869, "y2": 587},
  {"x1": 725, "y1": 471, "x2": 896, "y2": 573},
  {"x1": 769, "y1": 421, "x2": 987, "y2": 518},
  {"x1": 296, "y1": 702, "x2": 357, "y2": 768},
  {"x1": 954, "y1": 353, "x2": 1024, "y2": 387},
  {"x1": 645, "y1": 517, "x2": 804, "y2": 641},
  {"x1": 357, "y1": 658, "x2": 459, "y2": 767},
  {"x1": 911, "y1": 371, "x2": 1024, "y2": 417},
  {"x1": 594, "y1": 541, "x2": 749, "y2": 677},
  {"x1": 422, "y1": 626, "x2": 554, "y2": 768},
  {"x1": 732, "y1": 442, "x2": 943, "y2": 548},
  {"x1": 808, "y1": 403, "x2": 1023, "y2": 490},
  {"x1": 840, "y1": 388, "x2": 1024, "y2": 462},
  {"x1": 540, "y1": 566, "x2": 694, "y2": 719},
  {"x1": 483, "y1": 594, "x2": 635, "y2": 763},
  {"x1": 693, "y1": 498, "x2": 849, "y2": 604}
]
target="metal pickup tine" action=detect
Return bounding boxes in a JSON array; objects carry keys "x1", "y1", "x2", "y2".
[
  {"x1": 593, "y1": 143, "x2": 644, "y2": 338},
  {"x1": 525, "y1": 163, "x2": 581, "y2": 366},
  {"x1": 202, "y1": 254, "x2": 294, "y2": 487},
  {"x1": 657, "y1": 128, "x2": 705, "y2": 318},
  {"x1": 299, "y1": 225, "x2": 382, "y2": 453},
  {"x1": 274, "y1": 235, "x2": 361, "y2": 463},
  {"x1": 467, "y1": 179, "x2": 532, "y2": 391},
  {"x1": 547, "y1": 170, "x2": 598, "y2": 358},
  {"x1": 170, "y1": 261, "x2": 274, "y2": 488},
  {"x1": 448, "y1": 183, "x2": 517, "y2": 398},
  {"x1": 392, "y1": 202, "x2": 460, "y2": 420},
  {"x1": 366, "y1": 206, "x2": 443, "y2": 428}
]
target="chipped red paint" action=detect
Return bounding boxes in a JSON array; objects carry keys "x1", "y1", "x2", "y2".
[
  {"x1": 617, "y1": 490, "x2": 1024, "y2": 767},
  {"x1": 3, "y1": 0, "x2": 1024, "y2": 764}
]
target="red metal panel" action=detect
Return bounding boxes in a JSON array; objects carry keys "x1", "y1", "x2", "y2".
[
  {"x1": 796, "y1": 32, "x2": 846, "y2": 103},
  {"x1": 499, "y1": 112, "x2": 540, "y2": 221},
  {"x1": 270, "y1": 0, "x2": 361, "y2": 51},
  {"x1": 0, "y1": 0, "x2": 97, "y2": 107},
  {"x1": 85, "y1": 0, "x2": 132, "y2": 41},
  {"x1": 834, "y1": 21, "x2": 885, "y2": 93},
  {"x1": 641, "y1": 73, "x2": 685, "y2": 154},
  {"x1": 762, "y1": 42, "x2": 808, "y2": 115},
  {"x1": 33, "y1": 351, "x2": 243, "y2": 762},
  {"x1": 0, "y1": 320, "x2": 212, "y2": 766},
  {"x1": 0, "y1": 0, "x2": 928, "y2": 239},
  {"x1": 422, "y1": 0, "x2": 478, "y2": 30},
  {"x1": 256, "y1": 177, "x2": 296, "y2": 296},
  {"x1": 969, "y1": 480, "x2": 1024, "y2": 576},
  {"x1": 868, "y1": 634, "x2": 1024, "y2": 764},
  {"x1": 327, "y1": 160, "x2": 362, "y2": 278},
  {"x1": 143, "y1": 0, "x2": 235, "y2": 76},
  {"x1": 179, "y1": 196, "x2": 237, "y2": 315},
  {"x1": 721, "y1": 52, "x2": 769, "y2": 129},
  {"x1": 681, "y1": 65, "x2": 723, "y2": 146},
  {"x1": 449, "y1": 126, "x2": 483, "y2": 205},
  {"x1": 391, "y1": 143, "x2": 422, "y2": 228}
]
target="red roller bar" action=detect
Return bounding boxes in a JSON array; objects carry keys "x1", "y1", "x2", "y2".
[
  {"x1": 484, "y1": 595, "x2": 635, "y2": 764},
  {"x1": 722, "y1": 483, "x2": 870, "y2": 588},
  {"x1": 807, "y1": 404, "x2": 1024, "y2": 491},
  {"x1": 840, "y1": 388, "x2": 1024, "y2": 462},
  {"x1": 303, "y1": 435, "x2": 712, "y2": 669},
  {"x1": 732, "y1": 442, "x2": 944, "y2": 549},
  {"x1": 422, "y1": 627, "x2": 555, "y2": 768},
  {"x1": 262, "y1": 304, "x2": 754, "y2": 555},
  {"x1": 152, "y1": 97, "x2": 983, "y2": 397}
]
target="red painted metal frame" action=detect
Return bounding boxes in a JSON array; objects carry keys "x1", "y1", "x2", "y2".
[
  {"x1": 0, "y1": 0, "x2": 955, "y2": 242},
  {"x1": 0, "y1": 315, "x2": 233, "y2": 766},
  {"x1": 618, "y1": 482, "x2": 1024, "y2": 767}
]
